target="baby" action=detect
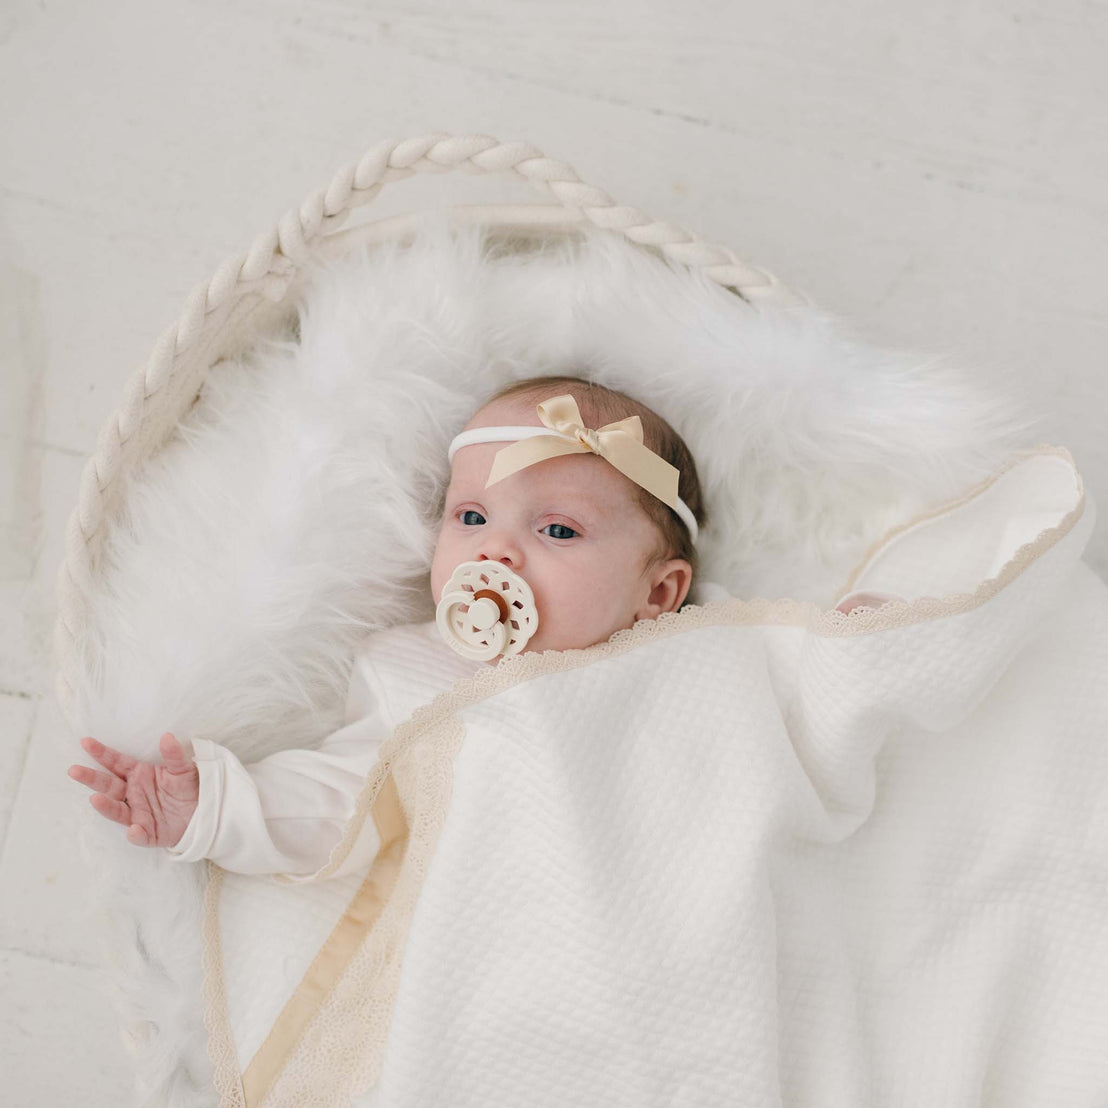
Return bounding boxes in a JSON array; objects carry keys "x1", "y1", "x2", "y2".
[{"x1": 67, "y1": 374, "x2": 895, "y2": 869}]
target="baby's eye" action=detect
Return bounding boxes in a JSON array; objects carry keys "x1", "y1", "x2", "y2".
[
  {"x1": 459, "y1": 509, "x2": 485, "y2": 526},
  {"x1": 541, "y1": 523, "x2": 578, "y2": 540}
]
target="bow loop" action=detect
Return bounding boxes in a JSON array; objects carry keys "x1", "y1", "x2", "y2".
[{"x1": 485, "y1": 394, "x2": 682, "y2": 516}]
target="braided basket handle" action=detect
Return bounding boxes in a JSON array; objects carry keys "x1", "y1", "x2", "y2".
[
  {"x1": 271, "y1": 133, "x2": 802, "y2": 302},
  {"x1": 53, "y1": 131, "x2": 804, "y2": 723}
]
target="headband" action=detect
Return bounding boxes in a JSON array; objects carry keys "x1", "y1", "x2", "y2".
[{"x1": 447, "y1": 394, "x2": 699, "y2": 544}]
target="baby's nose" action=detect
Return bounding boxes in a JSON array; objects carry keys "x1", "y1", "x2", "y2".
[{"x1": 477, "y1": 536, "x2": 522, "y2": 569}]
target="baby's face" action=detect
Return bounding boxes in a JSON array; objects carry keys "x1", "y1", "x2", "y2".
[{"x1": 431, "y1": 398, "x2": 690, "y2": 660}]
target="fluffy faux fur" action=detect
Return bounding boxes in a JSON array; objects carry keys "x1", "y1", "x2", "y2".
[{"x1": 71, "y1": 210, "x2": 1041, "y2": 1104}]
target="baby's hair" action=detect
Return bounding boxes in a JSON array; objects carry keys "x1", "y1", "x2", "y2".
[{"x1": 480, "y1": 375, "x2": 707, "y2": 590}]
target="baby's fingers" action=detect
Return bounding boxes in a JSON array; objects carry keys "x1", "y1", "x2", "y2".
[
  {"x1": 79, "y1": 737, "x2": 137, "y2": 776},
  {"x1": 67, "y1": 764, "x2": 125, "y2": 801},
  {"x1": 87, "y1": 794, "x2": 155, "y2": 847},
  {"x1": 159, "y1": 733, "x2": 194, "y2": 774},
  {"x1": 88, "y1": 791, "x2": 132, "y2": 828}
]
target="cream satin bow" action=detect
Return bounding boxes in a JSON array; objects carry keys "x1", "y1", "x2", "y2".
[{"x1": 484, "y1": 394, "x2": 682, "y2": 514}]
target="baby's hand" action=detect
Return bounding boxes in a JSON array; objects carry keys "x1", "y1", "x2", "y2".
[
  {"x1": 835, "y1": 591, "x2": 905, "y2": 615},
  {"x1": 67, "y1": 733, "x2": 199, "y2": 848}
]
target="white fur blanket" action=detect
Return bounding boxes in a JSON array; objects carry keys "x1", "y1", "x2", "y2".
[
  {"x1": 68, "y1": 216, "x2": 1106, "y2": 1105},
  {"x1": 199, "y1": 446, "x2": 1107, "y2": 1106}
]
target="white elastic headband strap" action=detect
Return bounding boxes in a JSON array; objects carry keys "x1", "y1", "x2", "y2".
[{"x1": 449, "y1": 425, "x2": 699, "y2": 544}]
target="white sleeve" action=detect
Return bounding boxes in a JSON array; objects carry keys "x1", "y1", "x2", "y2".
[{"x1": 164, "y1": 649, "x2": 392, "y2": 879}]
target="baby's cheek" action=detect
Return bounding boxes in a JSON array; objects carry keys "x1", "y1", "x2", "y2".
[
  {"x1": 563, "y1": 582, "x2": 621, "y2": 640},
  {"x1": 429, "y1": 537, "x2": 452, "y2": 598},
  {"x1": 525, "y1": 584, "x2": 573, "y2": 644}
]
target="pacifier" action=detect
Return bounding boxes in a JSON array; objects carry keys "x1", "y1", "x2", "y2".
[{"x1": 435, "y1": 561, "x2": 539, "y2": 662}]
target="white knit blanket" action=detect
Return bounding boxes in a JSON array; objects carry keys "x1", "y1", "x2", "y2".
[{"x1": 202, "y1": 447, "x2": 1107, "y2": 1107}]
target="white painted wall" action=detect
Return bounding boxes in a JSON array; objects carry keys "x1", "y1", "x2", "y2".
[{"x1": 2, "y1": 0, "x2": 1105, "y2": 1099}]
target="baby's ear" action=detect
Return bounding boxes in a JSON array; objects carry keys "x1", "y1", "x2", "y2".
[{"x1": 638, "y1": 559, "x2": 693, "y2": 619}]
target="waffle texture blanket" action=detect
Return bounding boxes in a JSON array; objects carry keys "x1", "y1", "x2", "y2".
[{"x1": 202, "y1": 446, "x2": 1107, "y2": 1107}]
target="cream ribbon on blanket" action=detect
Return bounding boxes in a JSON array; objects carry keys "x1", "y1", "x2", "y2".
[{"x1": 461, "y1": 394, "x2": 697, "y2": 542}]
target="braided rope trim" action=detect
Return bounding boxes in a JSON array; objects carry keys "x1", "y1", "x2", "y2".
[{"x1": 53, "y1": 131, "x2": 800, "y2": 725}]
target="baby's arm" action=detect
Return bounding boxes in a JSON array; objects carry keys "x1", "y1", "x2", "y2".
[
  {"x1": 163, "y1": 719, "x2": 389, "y2": 878},
  {"x1": 68, "y1": 646, "x2": 392, "y2": 878}
]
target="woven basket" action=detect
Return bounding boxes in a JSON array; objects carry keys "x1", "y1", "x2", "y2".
[{"x1": 52, "y1": 131, "x2": 806, "y2": 727}]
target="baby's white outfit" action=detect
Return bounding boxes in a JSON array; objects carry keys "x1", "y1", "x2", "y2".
[{"x1": 166, "y1": 620, "x2": 479, "y2": 878}]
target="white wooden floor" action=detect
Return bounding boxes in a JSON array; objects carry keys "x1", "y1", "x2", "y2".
[{"x1": 2, "y1": 0, "x2": 1105, "y2": 1102}]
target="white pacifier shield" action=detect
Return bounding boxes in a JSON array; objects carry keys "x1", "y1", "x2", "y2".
[{"x1": 436, "y1": 561, "x2": 539, "y2": 661}]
